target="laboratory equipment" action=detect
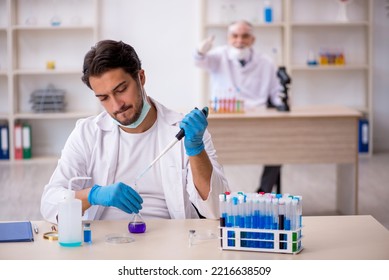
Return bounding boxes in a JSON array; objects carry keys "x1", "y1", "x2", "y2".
[
  {"x1": 219, "y1": 191, "x2": 303, "y2": 254},
  {"x1": 105, "y1": 233, "x2": 135, "y2": 244},
  {"x1": 134, "y1": 107, "x2": 209, "y2": 184},
  {"x1": 43, "y1": 231, "x2": 58, "y2": 241},
  {"x1": 276, "y1": 66, "x2": 291, "y2": 112},
  {"x1": 263, "y1": 0, "x2": 273, "y2": 23},
  {"x1": 188, "y1": 229, "x2": 218, "y2": 247},
  {"x1": 336, "y1": 0, "x2": 353, "y2": 22},
  {"x1": 58, "y1": 176, "x2": 91, "y2": 247},
  {"x1": 128, "y1": 213, "x2": 146, "y2": 234},
  {"x1": 129, "y1": 107, "x2": 209, "y2": 234},
  {"x1": 83, "y1": 222, "x2": 92, "y2": 244}
]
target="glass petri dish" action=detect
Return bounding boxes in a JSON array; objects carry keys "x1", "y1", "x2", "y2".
[{"x1": 105, "y1": 233, "x2": 135, "y2": 244}]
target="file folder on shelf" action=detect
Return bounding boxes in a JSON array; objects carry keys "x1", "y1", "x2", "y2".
[
  {"x1": 0, "y1": 221, "x2": 34, "y2": 242},
  {"x1": 22, "y1": 123, "x2": 32, "y2": 159},
  {"x1": 14, "y1": 124, "x2": 23, "y2": 159},
  {"x1": 0, "y1": 124, "x2": 9, "y2": 160}
]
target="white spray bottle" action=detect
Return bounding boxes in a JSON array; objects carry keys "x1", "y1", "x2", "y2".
[{"x1": 58, "y1": 176, "x2": 91, "y2": 247}]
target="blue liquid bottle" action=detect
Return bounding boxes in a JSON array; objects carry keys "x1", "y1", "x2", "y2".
[{"x1": 263, "y1": 0, "x2": 273, "y2": 23}]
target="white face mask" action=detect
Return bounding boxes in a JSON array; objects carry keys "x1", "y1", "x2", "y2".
[
  {"x1": 228, "y1": 46, "x2": 250, "y2": 61},
  {"x1": 112, "y1": 75, "x2": 151, "y2": 129}
]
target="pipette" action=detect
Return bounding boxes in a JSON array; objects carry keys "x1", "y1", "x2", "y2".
[{"x1": 134, "y1": 107, "x2": 208, "y2": 184}]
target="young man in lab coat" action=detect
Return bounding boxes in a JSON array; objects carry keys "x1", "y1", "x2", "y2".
[
  {"x1": 41, "y1": 40, "x2": 229, "y2": 224},
  {"x1": 194, "y1": 20, "x2": 282, "y2": 193}
]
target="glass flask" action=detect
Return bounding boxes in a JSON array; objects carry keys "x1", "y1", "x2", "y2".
[{"x1": 128, "y1": 213, "x2": 146, "y2": 234}]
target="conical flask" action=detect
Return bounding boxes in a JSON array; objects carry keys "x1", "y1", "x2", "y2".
[{"x1": 128, "y1": 213, "x2": 146, "y2": 233}]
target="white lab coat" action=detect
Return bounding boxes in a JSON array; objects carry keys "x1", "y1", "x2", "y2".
[
  {"x1": 40, "y1": 98, "x2": 230, "y2": 224},
  {"x1": 194, "y1": 46, "x2": 282, "y2": 108}
]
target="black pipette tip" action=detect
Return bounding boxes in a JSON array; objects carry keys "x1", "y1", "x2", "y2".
[{"x1": 175, "y1": 107, "x2": 209, "y2": 140}]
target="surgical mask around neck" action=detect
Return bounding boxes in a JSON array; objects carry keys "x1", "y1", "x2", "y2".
[
  {"x1": 228, "y1": 46, "x2": 250, "y2": 61},
  {"x1": 112, "y1": 76, "x2": 151, "y2": 129}
]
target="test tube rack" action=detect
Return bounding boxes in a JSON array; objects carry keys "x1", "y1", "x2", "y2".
[
  {"x1": 209, "y1": 98, "x2": 245, "y2": 114},
  {"x1": 219, "y1": 226, "x2": 303, "y2": 254}
]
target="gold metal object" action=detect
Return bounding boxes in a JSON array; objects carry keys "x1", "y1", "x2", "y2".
[{"x1": 43, "y1": 231, "x2": 58, "y2": 241}]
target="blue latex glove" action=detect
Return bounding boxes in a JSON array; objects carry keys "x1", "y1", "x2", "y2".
[
  {"x1": 179, "y1": 108, "x2": 208, "y2": 156},
  {"x1": 88, "y1": 182, "x2": 143, "y2": 214}
]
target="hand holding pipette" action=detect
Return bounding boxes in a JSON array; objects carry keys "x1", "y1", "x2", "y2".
[
  {"x1": 135, "y1": 107, "x2": 209, "y2": 184},
  {"x1": 179, "y1": 107, "x2": 209, "y2": 156}
]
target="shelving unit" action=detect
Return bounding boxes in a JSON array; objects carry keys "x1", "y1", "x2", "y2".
[
  {"x1": 199, "y1": 0, "x2": 373, "y2": 154},
  {"x1": 0, "y1": 0, "x2": 100, "y2": 162}
]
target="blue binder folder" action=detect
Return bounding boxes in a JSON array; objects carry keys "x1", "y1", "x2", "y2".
[
  {"x1": 358, "y1": 119, "x2": 369, "y2": 153},
  {"x1": 0, "y1": 124, "x2": 10, "y2": 160},
  {"x1": 0, "y1": 221, "x2": 34, "y2": 242}
]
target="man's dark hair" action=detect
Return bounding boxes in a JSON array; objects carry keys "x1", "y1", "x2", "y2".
[{"x1": 81, "y1": 40, "x2": 142, "y2": 89}]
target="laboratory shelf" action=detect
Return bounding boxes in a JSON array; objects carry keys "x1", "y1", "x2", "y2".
[
  {"x1": 290, "y1": 65, "x2": 369, "y2": 71},
  {"x1": 14, "y1": 69, "x2": 83, "y2": 75},
  {"x1": 14, "y1": 112, "x2": 96, "y2": 120},
  {"x1": 290, "y1": 21, "x2": 369, "y2": 27},
  {"x1": 1, "y1": 0, "x2": 100, "y2": 162},
  {"x1": 12, "y1": 25, "x2": 95, "y2": 31}
]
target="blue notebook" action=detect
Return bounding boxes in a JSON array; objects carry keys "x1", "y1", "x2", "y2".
[{"x1": 0, "y1": 221, "x2": 34, "y2": 242}]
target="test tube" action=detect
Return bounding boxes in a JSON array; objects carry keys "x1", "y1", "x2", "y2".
[
  {"x1": 238, "y1": 195, "x2": 246, "y2": 247},
  {"x1": 294, "y1": 195, "x2": 303, "y2": 229},
  {"x1": 232, "y1": 197, "x2": 239, "y2": 228},
  {"x1": 278, "y1": 198, "x2": 286, "y2": 250},
  {"x1": 219, "y1": 194, "x2": 226, "y2": 247},
  {"x1": 219, "y1": 194, "x2": 226, "y2": 227},
  {"x1": 244, "y1": 195, "x2": 253, "y2": 247},
  {"x1": 225, "y1": 194, "x2": 235, "y2": 246},
  {"x1": 272, "y1": 198, "x2": 279, "y2": 239},
  {"x1": 258, "y1": 195, "x2": 266, "y2": 246},
  {"x1": 285, "y1": 197, "x2": 292, "y2": 231},
  {"x1": 251, "y1": 196, "x2": 260, "y2": 248},
  {"x1": 265, "y1": 197, "x2": 272, "y2": 248},
  {"x1": 291, "y1": 198, "x2": 299, "y2": 252}
]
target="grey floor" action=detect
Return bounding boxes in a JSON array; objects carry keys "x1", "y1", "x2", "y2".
[{"x1": 0, "y1": 152, "x2": 388, "y2": 230}]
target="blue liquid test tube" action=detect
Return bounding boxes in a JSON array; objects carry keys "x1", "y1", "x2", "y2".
[
  {"x1": 225, "y1": 194, "x2": 235, "y2": 246},
  {"x1": 271, "y1": 198, "x2": 279, "y2": 249},
  {"x1": 219, "y1": 194, "x2": 226, "y2": 227},
  {"x1": 238, "y1": 195, "x2": 246, "y2": 247},
  {"x1": 252, "y1": 196, "x2": 260, "y2": 248},
  {"x1": 244, "y1": 195, "x2": 253, "y2": 247},
  {"x1": 265, "y1": 197, "x2": 272, "y2": 248},
  {"x1": 258, "y1": 196, "x2": 266, "y2": 248},
  {"x1": 219, "y1": 193, "x2": 226, "y2": 247}
]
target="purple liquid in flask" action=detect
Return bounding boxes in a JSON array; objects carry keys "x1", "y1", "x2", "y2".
[{"x1": 128, "y1": 214, "x2": 146, "y2": 233}]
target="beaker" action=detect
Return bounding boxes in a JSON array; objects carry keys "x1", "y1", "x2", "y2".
[{"x1": 128, "y1": 213, "x2": 146, "y2": 234}]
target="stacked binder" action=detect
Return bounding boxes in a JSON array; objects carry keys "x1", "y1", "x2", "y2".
[{"x1": 14, "y1": 123, "x2": 32, "y2": 159}]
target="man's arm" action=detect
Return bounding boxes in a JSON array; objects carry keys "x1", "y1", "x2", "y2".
[
  {"x1": 179, "y1": 108, "x2": 213, "y2": 200},
  {"x1": 188, "y1": 150, "x2": 213, "y2": 200},
  {"x1": 75, "y1": 188, "x2": 92, "y2": 213}
]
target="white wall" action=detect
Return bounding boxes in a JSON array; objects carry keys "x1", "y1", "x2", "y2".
[
  {"x1": 100, "y1": 0, "x2": 389, "y2": 151},
  {"x1": 100, "y1": 0, "x2": 202, "y2": 113}
]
